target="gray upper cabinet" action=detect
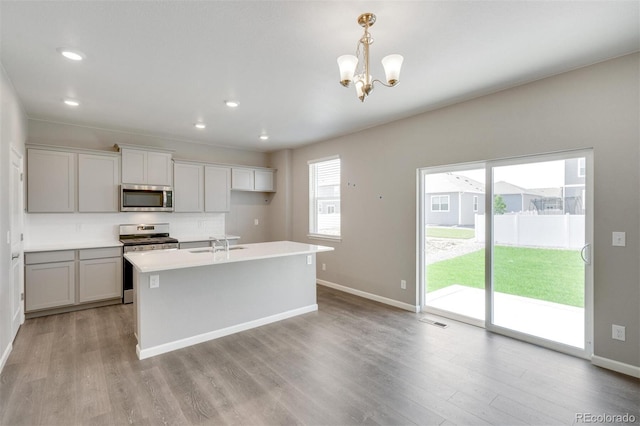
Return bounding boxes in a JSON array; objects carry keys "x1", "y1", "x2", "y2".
[
  {"x1": 173, "y1": 161, "x2": 230, "y2": 212},
  {"x1": 27, "y1": 149, "x2": 76, "y2": 213},
  {"x1": 205, "y1": 165, "x2": 231, "y2": 212},
  {"x1": 174, "y1": 162, "x2": 204, "y2": 212},
  {"x1": 231, "y1": 167, "x2": 275, "y2": 192},
  {"x1": 78, "y1": 153, "x2": 120, "y2": 212},
  {"x1": 121, "y1": 148, "x2": 172, "y2": 186},
  {"x1": 254, "y1": 169, "x2": 275, "y2": 192}
]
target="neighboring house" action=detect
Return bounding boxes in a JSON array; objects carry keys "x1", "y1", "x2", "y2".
[
  {"x1": 494, "y1": 181, "x2": 553, "y2": 214},
  {"x1": 425, "y1": 173, "x2": 485, "y2": 226},
  {"x1": 563, "y1": 157, "x2": 586, "y2": 214}
]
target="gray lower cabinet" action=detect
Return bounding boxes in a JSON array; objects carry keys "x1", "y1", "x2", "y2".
[
  {"x1": 25, "y1": 247, "x2": 122, "y2": 315},
  {"x1": 25, "y1": 258, "x2": 75, "y2": 311},
  {"x1": 78, "y1": 248, "x2": 123, "y2": 303}
]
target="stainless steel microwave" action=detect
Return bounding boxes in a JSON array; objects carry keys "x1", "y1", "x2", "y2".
[{"x1": 120, "y1": 184, "x2": 173, "y2": 212}]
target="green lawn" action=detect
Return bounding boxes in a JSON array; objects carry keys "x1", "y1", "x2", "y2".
[
  {"x1": 427, "y1": 227, "x2": 475, "y2": 239},
  {"x1": 427, "y1": 246, "x2": 584, "y2": 307}
]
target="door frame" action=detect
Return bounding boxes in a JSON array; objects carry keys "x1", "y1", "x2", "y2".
[
  {"x1": 9, "y1": 146, "x2": 25, "y2": 342},
  {"x1": 417, "y1": 161, "x2": 486, "y2": 328},
  {"x1": 485, "y1": 149, "x2": 593, "y2": 359},
  {"x1": 417, "y1": 149, "x2": 594, "y2": 359}
]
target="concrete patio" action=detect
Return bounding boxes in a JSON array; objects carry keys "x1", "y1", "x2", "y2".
[{"x1": 425, "y1": 284, "x2": 585, "y2": 348}]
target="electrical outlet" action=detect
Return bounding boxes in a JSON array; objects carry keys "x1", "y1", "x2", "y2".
[
  {"x1": 306, "y1": 255, "x2": 313, "y2": 265},
  {"x1": 150, "y1": 275, "x2": 160, "y2": 289},
  {"x1": 612, "y1": 232, "x2": 626, "y2": 247},
  {"x1": 322, "y1": 263, "x2": 326, "y2": 271},
  {"x1": 254, "y1": 218, "x2": 259, "y2": 226},
  {"x1": 612, "y1": 324, "x2": 626, "y2": 341},
  {"x1": 400, "y1": 279, "x2": 407, "y2": 290}
]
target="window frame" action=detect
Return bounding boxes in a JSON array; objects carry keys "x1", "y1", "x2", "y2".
[{"x1": 308, "y1": 155, "x2": 341, "y2": 241}]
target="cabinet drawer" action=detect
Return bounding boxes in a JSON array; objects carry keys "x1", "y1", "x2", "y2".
[
  {"x1": 25, "y1": 250, "x2": 75, "y2": 265},
  {"x1": 79, "y1": 247, "x2": 122, "y2": 260}
]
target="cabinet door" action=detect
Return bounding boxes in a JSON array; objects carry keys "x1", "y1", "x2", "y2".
[
  {"x1": 231, "y1": 168, "x2": 254, "y2": 191},
  {"x1": 205, "y1": 166, "x2": 231, "y2": 212},
  {"x1": 25, "y1": 261, "x2": 75, "y2": 311},
  {"x1": 121, "y1": 148, "x2": 147, "y2": 184},
  {"x1": 79, "y1": 257, "x2": 122, "y2": 303},
  {"x1": 27, "y1": 149, "x2": 76, "y2": 212},
  {"x1": 174, "y1": 163, "x2": 204, "y2": 212},
  {"x1": 254, "y1": 170, "x2": 274, "y2": 192},
  {"x1": 147, "y1": 152, "x2": 173, "y2": 186},
  {"x1": 78, "y1": 154, "x2": 120, "y2": 212}
]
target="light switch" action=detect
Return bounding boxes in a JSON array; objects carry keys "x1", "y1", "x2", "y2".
[
  {"x1": 612, "y1": 232, "x2": 626, "y2": 247},
  {"x1": 306, "y1": 255, "x2": 313, "y2": 265}
]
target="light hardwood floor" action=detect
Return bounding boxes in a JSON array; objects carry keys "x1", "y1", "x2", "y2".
[{"x1": 1, "y1": 285, "x2": 638, "y2": 425}]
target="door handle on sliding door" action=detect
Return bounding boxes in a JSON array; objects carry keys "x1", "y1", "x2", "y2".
[{"x1": 580, "y1": 244, "x2": 591, "y2": 265}]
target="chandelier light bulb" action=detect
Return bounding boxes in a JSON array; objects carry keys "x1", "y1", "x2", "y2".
[
  {"x1": 337, "y1": 55, "x2": 358, "y2": 86},
  {"x1": 381, "y1": 54, "x2": 404, "y2": 86}
]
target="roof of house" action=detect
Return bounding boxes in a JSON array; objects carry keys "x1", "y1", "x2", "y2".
[{"x1": 426, "y1": 173, "x2": 484, "y2": 194}]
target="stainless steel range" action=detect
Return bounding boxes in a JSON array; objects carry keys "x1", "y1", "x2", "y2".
[{"x1": 120, "y1": 223, "x2": 178, "y2": 303}]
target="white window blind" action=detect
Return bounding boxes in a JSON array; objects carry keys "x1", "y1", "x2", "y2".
[{"x1": 309, "y1": 157, "x2": 341, "y2": 238}]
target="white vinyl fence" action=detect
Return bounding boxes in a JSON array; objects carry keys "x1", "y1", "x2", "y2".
[{"x1": 475, "y1": 214, "x2": 585, "y2": 249}]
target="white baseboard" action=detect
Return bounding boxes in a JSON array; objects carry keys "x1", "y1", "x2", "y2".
[
  {"x1": 317, "y1": 279, "x2": 420, "y2": 313},
  {"x1": 592, "y1": 355, "x2": 640, "y2": 378},
  {"x1": 137, "y1": 304, "x2": 318, "y2": 360},
  {"x1": 0, "y1": 342, "x2": 12, "y2": 373}
]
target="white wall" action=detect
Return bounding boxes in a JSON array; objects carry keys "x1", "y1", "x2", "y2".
[
  {"x1": 24, "y1": 212, "x2": 225, "y2": 247},
  {"x1": 0, "y1": 64, "x2": 27, "y2": 370},
  {"x1": 281, "y1": 53, "x2": 640, "y2": 369}
]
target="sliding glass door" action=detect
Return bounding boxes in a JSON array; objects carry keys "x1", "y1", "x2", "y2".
[{"x1": 420, "y1": 151, "x2": 593, "y2": 358}]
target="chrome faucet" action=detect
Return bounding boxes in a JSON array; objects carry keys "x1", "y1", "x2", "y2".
[{"x1": 211, "y1": 236, "x2": 229, "y2": 253}]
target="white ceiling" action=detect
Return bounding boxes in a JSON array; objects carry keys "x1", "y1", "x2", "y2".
[{"x1": 1, "y1": 1, "x2": 638, "y2": 152}]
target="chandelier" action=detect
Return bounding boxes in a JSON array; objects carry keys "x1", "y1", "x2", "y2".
[{"x1": 337, "y1": 13, "x2": 404, "y2": 102}]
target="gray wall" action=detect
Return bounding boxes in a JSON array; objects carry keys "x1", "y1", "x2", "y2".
[
  {"x1": 279, "y1": 53, "x2": 639, "y2": 368},
  {"x1": 0, "y1": 65, "x2": 27, "y2": 367}
]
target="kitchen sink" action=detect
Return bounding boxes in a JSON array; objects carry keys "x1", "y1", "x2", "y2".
[{"x1": 189, "y1": 246, "x2": 247, "y2": 254}]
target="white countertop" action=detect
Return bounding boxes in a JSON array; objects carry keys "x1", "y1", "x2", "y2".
[
  {"x1": 125, "y1": 240, "x2": 334, "y2": 273},
  {"x1": 24, "y1": 240, "x2": 123, "y2": 252},
  {"x1": 173, "y1": 234, "x2": 241, "y2": 243}
]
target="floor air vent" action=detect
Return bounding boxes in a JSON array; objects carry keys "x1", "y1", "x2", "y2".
[{"x1": 419, "y1": 318, "x2": 448, "y2": 328}]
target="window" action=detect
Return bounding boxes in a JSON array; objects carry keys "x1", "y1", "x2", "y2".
[
  {"x1": 309, "y1": 156, "x2": 341, "y2": 238},
  {"x1": 473, "y1": 195, "x2": 479, "y2": 212},
  {"x1": 431, "y1": 195, "x2": 449, "y2": 212}
]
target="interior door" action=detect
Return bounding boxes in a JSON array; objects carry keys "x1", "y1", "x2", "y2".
[
  {"x1": 9, "y1": 147, "x2": 24, "y2": 341},
  {"x1": 487, "y1": 151, "x2": 593, "y2": 358}
]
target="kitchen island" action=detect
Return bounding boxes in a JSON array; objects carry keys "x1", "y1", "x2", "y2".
[{"x1": 125, "y1": 241, "x2": 333, "y2": 359}]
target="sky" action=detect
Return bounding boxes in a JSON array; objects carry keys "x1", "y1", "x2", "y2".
[{"x1": 456, "y1": 160, "x2": 565, "y2": 189}]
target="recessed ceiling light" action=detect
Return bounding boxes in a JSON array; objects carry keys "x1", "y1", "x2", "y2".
[
  {"x1": 194, "y1": 122, "x2": 206, "y2": 129},
  {"x1": 259, "y1": 135, "x2": 269, "y2": 141},
  {"x1": 63, "y1": 99, "x2": 80, "y2": 107},
  {"x1": 225, "y1": 100, "x2": 239, "y2": 108},
  {"x1": 57, "y1": 47, "x2": 85, "y2": 61}
]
